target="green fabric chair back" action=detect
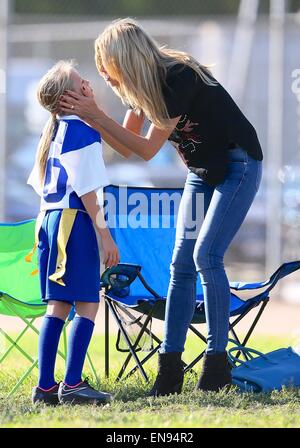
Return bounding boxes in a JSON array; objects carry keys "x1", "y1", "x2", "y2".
[{"x1": 0, "y1": 220, "x2": 44, "y2": 318}]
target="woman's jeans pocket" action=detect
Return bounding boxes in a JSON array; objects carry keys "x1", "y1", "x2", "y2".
[{"x1": 227, "y1": 147, "x2": 262, "y2": 192}]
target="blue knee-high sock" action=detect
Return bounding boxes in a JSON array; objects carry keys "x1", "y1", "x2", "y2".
[
  {"x1": 38, "y1": 315, "x2": 65, "y2": 390},
  {"x1": 64, "y1": 316, "x2": 95, "y2": 386}
]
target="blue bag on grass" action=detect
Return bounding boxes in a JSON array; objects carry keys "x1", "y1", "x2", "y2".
[{"x1": 228, "y1": 343, "x2": 300, "y2": 392}]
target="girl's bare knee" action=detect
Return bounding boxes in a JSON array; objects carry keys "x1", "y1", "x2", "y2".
[
  {"x1": 75, "y1": 302, "x2": 99, "y2": 322},
  {"x1": 47, "y1": 300, "x2": 72, "y2": 321}
]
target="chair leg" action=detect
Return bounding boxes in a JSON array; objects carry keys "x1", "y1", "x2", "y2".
[
  {"x1": 118, "y1": 320, "x2": 198, "y2": 380},
  {"x1": 116, "y1": 304, "x2": 163, "y2": 345},
  {"x1": 105, "y1": 299, "x2": 109, "y2": 378},
  {"x1": 183, "y1": 348, "x2": 206, "y2": 373},
  {"x1": 1, "y1": 312, "x2": 67, "y2": 396},
  {"x1": 116, "y1": 323, "x2": 194, "y2": 380},
  {"x1": 115, "y1": 311, "x2": 154, "y2": 381},
  {"x1": 0, "y1": 328, "x2": 36, "y2": 365},
  {"x1": 106, "y1": 298, "x2": 149, "y2": 382},
  {"x1": 123, "y1": 343, "x2": 161, "y2": 381},
  {"x1": 188, "y1": 324, "x2": 207, "y2": 344},
  {"x1": 85, "y1": 350, "x2": 100, "y2": 386},
  {"x1": 230, "y1": 328, "x2": 251, "y2": 361},
  {"x1": 181, "y1": 299, "x2": 270, "y2": 372},
  {"x1": 22, "y1": 314, "x2": 66, "y2": 362},
  {"x1": 0, "y1": 324, "x2": 33, "y2": 364},
  {"x1": 62, "y1": 325, "x2": 68, "y2": 361},
  {"x1": 104, "y1": 299, "x2": 203, "y2": 381},
  {"x1": 0, "y1": 326, "x2": 39, "y2": 397},
  {"x1": 7, "y1": 359, "x2": 38, "y2": 398},
  {"x1": 181, "y1": 324, "x2": 207, "y2": 373},
  {"x1": 112, "y1": 300, "x2": 166, "y2": 381},
  {"x1": 231, "y1": 299, "x2": 269, "y2": 362}
]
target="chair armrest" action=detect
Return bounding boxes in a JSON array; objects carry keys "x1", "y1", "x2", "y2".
[
  {"x1": 100, "y1": 263, "x2": 142, "y2": 290},
  {"x1": 229, "y1": 260, "x2": 300, "y2": 294}
]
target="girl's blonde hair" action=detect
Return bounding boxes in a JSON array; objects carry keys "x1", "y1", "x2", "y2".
[
  {"x1": 36, "y1": 60, "x2": 75, "y2": 183},
  {"x1": 95, "y1": 18, "x2": 217, "y2": 129}
]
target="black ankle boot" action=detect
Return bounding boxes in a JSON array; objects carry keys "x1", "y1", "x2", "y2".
[
  {"x1": 149, "y1": 352, "x2": 184, "y2": 397},
  {"x1": 196, "y1": 352, "x2": 232, "y2": 392}
]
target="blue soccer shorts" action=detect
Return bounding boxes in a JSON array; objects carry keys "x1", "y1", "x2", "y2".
[{"x1": 37, "y1": 209, "x2": 101, "y2": 305}]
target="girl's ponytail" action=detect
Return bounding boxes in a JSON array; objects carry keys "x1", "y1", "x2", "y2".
[
  {"x1": 36, "y1": 113, "x2": 57, "y2": 183},
  {"x1": 36, "y1": 59, "x2": 75, "y2": 185}
]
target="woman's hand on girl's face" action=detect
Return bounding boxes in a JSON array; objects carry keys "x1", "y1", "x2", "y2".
[{"x1": 59, "y1": 90, "x2": 100, "y2": 120}]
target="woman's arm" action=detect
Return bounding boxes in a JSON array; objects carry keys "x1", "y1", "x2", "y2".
[
  {"x1": 94, "y1": 110, "x2": 180, "y2": 161},
  {"x1": 90, "y1": 124, "x2": 133, "y2": 159},
  {"x1": 123, "y1": 109, "x2": 145, "y2": 135},
  {"x1": 59, "y1": 92, "x2": 181, "y2": 161},
  {"x1": 88, "y1": 109, "x2": 145, "y2": 159}
]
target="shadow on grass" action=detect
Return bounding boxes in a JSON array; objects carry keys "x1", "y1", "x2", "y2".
[{"x1": 107, "y1": 373, "x2": 300, "y2": 412}]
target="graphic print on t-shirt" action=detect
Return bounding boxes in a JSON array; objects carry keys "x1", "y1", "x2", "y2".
[
  {"x1": 164, "y1": 63, "x2": 263, "y2": 178},
  {"x1": 169, "y1": 114, "x2": 202, "y2": 155}
]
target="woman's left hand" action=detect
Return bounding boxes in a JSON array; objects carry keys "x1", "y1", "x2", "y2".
[{"x1": 59, "y1": 90, "x2": 101, "y2": 120}]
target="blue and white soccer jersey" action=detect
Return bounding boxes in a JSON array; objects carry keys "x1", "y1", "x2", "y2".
[
  {"x1": 27, "y1": 115, "x2": 109, "y2": 304},
  {"x1": 28, "y1": 115, "x2": 109, "y2": 210}
]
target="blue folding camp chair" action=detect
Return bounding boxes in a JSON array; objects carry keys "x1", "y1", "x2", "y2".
[{"x1": 101, "y1": 184, "x2": 300, "y2": 383}]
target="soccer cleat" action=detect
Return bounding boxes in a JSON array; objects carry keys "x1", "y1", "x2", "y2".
[
  {"x1": 58, "y1": 379, "x2": 113, "y2": 405},
  {"x1": 32, "y1": 383, "x2": 60, "y2": 405}
]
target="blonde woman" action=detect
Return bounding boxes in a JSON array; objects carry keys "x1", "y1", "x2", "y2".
[
  {"x1": 59, "y1": 18, "x2": 263, "y2": 396},
  {"x1": 28, "y1": 60, "x2": 119, "y2": 405}
]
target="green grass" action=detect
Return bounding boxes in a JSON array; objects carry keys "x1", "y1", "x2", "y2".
[{"x1": 0, "y1": 332, "x2": 300, "y2": 428}]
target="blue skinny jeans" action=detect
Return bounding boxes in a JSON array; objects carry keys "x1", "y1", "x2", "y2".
[{"x1": 160, "y1": 147, "x2": 263, "y2": 354}]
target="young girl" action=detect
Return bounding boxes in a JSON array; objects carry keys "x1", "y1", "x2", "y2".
[
  {"x1": 59, "y1": 18, "x2": 263, "y2": 396},
  {"x1": 27, "y1": 60, "x2": 119, "y2": 405}
]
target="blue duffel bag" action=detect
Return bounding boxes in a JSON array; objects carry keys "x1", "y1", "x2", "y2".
[{"x1": 228, "y1": 343, "x2": 300, "y2": 393}]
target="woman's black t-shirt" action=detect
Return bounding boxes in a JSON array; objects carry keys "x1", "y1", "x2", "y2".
[{"x1": 162, "y1": 63, "x2": 263, "y2": 186}]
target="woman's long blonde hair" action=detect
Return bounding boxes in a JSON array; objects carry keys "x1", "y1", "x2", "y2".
[
  {"x1": 95, "y1": 18, "x2": 217, "y2": 129},
  {"x1": 36, "y1": 60, "x2": 75, "y2": 183}
]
